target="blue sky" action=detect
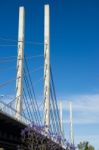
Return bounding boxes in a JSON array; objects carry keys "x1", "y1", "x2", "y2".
[{"x1": 0, "y1": 0, "x2": 99, "y2": 149}]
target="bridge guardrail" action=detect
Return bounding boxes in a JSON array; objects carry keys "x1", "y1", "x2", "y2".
[{"x1": 0, "y1": 100, "x2": 31, "y2": 125}]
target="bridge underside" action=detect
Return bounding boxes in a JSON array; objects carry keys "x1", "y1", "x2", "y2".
[
  {"x1": 0, "y1": 111, "x2": 65, "y2": 150},
  {"x1": 0, "y1": 111, "x2": 26, "y2": 150}
]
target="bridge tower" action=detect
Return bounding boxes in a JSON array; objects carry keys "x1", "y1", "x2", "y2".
[
  {"x1": 44, "y1": 4, "x2": 50, "y2": 134},
  {"x1": 59, "y1": 101, "x2": 63, "y2": 134},
  {"x1": 69, "y1": 101, "x2": 74, "y2": 145},
  {"x1": 15, "y1": 7, "x2": 25, "y2": 120}
]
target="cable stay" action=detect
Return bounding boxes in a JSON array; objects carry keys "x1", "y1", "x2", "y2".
[
  {"x1": 26, "y1": 54, "x2": 44, "y2": 59},
  {"x1": 0, "y1": 59, "x2": 17, "y2": 64},
  {"x1": 23, "y1": 74, "x2": 40, "y2": 125},
  {"x1": 0, "y1": 54, "x2": 43, "y2": 64},
  {"x1": 50, "y1": 99, "x2": 58, "y2": 135},
  {"x1": 0, "y1": 67, "x2": 43, "y2": 78},
  {"x1": 22, "y1": 88, "x2": 34, "y2": 122},
  {"x1": 23, "y1": 57, "x2": 43, "y2": 126},
  {"x1": 0, "y1": 66, "x2": 15, "y2": 72},
  {"x1": 0, "y1": 96, "x2": 31, "y2": 123},
  {"x1": 0, "y1": 56, "x2": 16, "y2": 59},
  {"x1": 0, "y1": 77, "x2": 18, "y2": 89},
  {"x1": 0, "y1": 66, "x2": 43, "y2": 90},
  {"x1": 0, "y1": 95, "x2": 20, "y2": 111},
  {"x1": 0, "y1": 44, "x2": 17, "y2": 47},
  {"x1": 0, "y1": 37, "x2": 44, "y2": 45},
  {"x1": 50, "y1": 87, "x2": 62, "y2": 137},
  {"x1": 50, "y1": 66, "x2": 63, "y2": 140},
  {"x1": 25, "y1": 66, "x2": 43, "y2": 77}
]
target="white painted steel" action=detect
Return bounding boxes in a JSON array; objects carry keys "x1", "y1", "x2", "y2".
[
  {"x1": 44, "y1": 5, "x2": 50, "y2": 134},
  {"x1": 60, "y1": 101, "x2": 63, "y2": 134},
  {"x1": 69, "y1": 101, "x2": 74, "y2": 144},
  {"x1": 16, "y1": 7, "x2": 25, "y2": 120}
]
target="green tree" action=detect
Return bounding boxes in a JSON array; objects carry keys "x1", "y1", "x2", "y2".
[
  {"x1": 88, "y1": 145, "x2": 95, "y2": 150},
  {"x1": 77, "y1": 141, "x2": 95, "y2": 150}
]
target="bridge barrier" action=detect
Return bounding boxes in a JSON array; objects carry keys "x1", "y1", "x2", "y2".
[{"x1": 0, "y1": 100, "x2": 31, "y2": 125}]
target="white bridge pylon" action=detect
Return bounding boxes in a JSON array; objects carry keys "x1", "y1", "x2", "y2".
[
  {"x1": 15, "y1": 5, "x2": 51, "y2": 135},
  {"x1": 16, "y1": 7, "x2": 25, "y2": 120},
  {"x1": 15, "y1": 6, "x2": 66, "y2": 142},
  {"x1": 44, "y1": 4, "x2": 50, "y2": 134}
]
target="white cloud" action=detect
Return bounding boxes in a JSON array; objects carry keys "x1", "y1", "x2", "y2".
[
  {"x1": 60, "y1": 94, "x2": 99, "y2": 149},
  {"x1": 59, "y1": 94, "x2": 99, "y2": 124},
  {"x1": 1, "y1": 93, "x2": 99, "y2": 125}
]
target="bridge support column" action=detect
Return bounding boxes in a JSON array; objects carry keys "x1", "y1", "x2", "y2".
[
  {"x1": 15, "y1": 7, "x2": 25, "y2": 120},
  {"x1": 60, "y1": 101, "x2": 64, "y2": 146},
  {"x1": 44, "y1": 4, "x2": 50, "y2": 134},
  {"x1": 60, "y1": 101, "x2": 63, "y2": 134},
  {"x1": 69, "y1": 101, "x2": 74, "y2": 145}
]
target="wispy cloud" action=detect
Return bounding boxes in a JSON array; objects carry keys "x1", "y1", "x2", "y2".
[
  {"x1": 1, "y1": 93, "x2": 99, "y2": 125},
  {"x1": 59, "y1": 94, "x2": 99, "y2": 149},
  {"x1": 60, "y1": 94, "x2": 99, "y2": 124}
]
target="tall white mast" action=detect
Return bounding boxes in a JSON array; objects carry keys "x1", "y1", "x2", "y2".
[
  {"x1": 60, "y1": 101, "x2": 63, "y2": 134},
  {"x1": 16, "y1": 7, "x2": 25, "y2": 120},
  {"x1": 69, "y1": 101, "x2": 74, "y2": 144},
  {"x1": 44, "y1": 4, "x2": 50, "y2": 134}
]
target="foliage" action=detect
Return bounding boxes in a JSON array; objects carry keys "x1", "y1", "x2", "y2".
[{"x1": 77, "y1": 141, "x2": 95, "y2": 150}]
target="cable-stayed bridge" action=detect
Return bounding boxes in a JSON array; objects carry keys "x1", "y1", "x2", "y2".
[{"x1": 0, "y1": 5, "x2": 75, "y2": 150}]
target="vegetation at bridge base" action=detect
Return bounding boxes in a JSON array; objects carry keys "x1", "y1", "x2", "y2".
[{"x1": 77, "y1": 141, "x2": 95, "y2": 150}]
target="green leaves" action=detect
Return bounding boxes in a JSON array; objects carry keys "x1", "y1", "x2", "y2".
[{"x1": 78, "y1": 141, "x2": 95, "y2": 150}]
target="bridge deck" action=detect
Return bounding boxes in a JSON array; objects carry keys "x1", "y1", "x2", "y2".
[
  {"x1": 0, "y1": 111, "x2": 65, "y2": 150},
  {"x1": 0, "y1": 111, "x2": 26, "y2": 150}
]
